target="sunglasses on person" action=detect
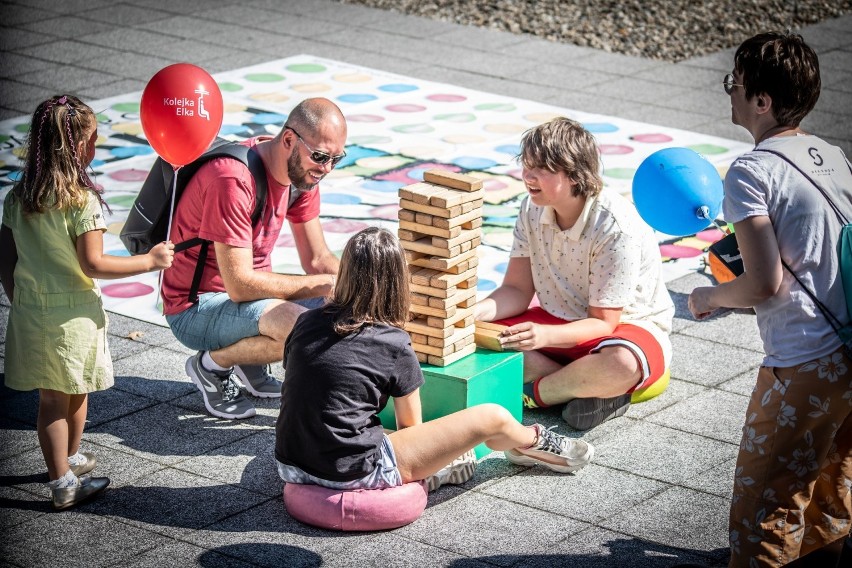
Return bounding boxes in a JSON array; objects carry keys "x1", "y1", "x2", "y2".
[
  {"x1": 723, "y1": 73, "x2": 744, "y2": 95},
  {"x1": 286, "y1": 127, "x2": 346, "y2": 166}
]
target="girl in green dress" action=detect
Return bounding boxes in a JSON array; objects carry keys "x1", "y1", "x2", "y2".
[{"x1": 0, "y1": 95, "x2": 174, "y2": 510}]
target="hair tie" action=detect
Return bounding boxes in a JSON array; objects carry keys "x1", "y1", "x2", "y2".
[{"x1": 57, "y1": 95, "x2": 68, "y2": 104}]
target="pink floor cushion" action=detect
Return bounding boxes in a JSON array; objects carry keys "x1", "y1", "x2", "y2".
[{"x1": 283, "y1": 481, "x2": 428, "y2": 531}]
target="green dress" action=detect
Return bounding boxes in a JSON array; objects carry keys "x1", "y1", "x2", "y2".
[{"x1": 3, "y1": 190, "x2": 113, "y2": 394}]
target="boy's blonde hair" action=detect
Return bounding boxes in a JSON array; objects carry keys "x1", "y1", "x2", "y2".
[
  {"x1": 519, "y1": 117, "x2": 603, "y2": 198},
  {"x1": 326, "y1": 227, "x2": 410, "y2": 335},
  {"x1": 13, "y1": 95, "x2": 101, "y2": 214}
]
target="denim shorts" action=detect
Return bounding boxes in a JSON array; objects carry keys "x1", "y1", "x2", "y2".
[
  {"x1": 276, "y1": 434, "x2": 403, "y2": 490},
  {"x1": 166, "y1": 292, "x2": 326, "y2": 352}
]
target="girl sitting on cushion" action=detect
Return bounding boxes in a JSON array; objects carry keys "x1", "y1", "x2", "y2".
[{"x1": 274, "y1": 227, "x2": 594, "y2": 491}]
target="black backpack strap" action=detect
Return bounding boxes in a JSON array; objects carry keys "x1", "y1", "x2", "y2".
[{"x1": 182, "y1": 143, "x2": 269, "y2": 304}]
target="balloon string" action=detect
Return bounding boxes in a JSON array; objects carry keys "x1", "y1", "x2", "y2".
[{"x1": 157, "y1": 165, "x2": 181, "y2": 315}]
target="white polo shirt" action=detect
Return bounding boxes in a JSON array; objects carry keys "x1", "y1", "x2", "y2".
[{"x1": 511, "y1": 188, "x2": 674, "y2": 334}]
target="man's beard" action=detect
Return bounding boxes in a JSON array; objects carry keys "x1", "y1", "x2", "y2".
[{"x1": 288, "y1": 150, "x2": 320, "y2": 191}]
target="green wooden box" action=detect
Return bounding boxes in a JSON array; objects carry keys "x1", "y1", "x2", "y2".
[{"x1": 378, "y1": 348, "x2": 523, "y2": 459}]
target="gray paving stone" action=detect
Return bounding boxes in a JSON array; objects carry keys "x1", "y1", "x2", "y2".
[
  {"x1": 359, "y1": 8, "x2": 461, "y2": 39},
  {"x1": 0, "y1": 26, "x2": 57, "y2": 51},
  {"x1": 202, "y1": 5, "x2": 351, "y2": 39},
  {"x1": 680, "y1": 456, "x2": 737, "y2": 499},
  {"x1": 132, "y1": 0, "x2": 232, "y2": 14},
  {"x1": 689, "y1": 118, "x2": 754, "y2": 146},
  {"x1": 324, "y1": 532, "x2": 484, "y2": 568},
  {"x1": 84, "y1": 28, "x2": 233, "y2": 63},
  {"x1": 496, "y1": 35, "x2": 600, "y2": 62},
  {"x1": 625, "y1": 377, "x2": 707, "y2": 420},
  {"x1": 86, "y1": 401, "x2": 260, "y2": 465},
  {"x1": 1, "y1": 3, "x2": 56, "y2": 26},
  {"x1": 800, "y1": 25, "x2": 852, "y2": 53},
  {"x1": 582, "y1": 76, "x2": 692, "y2": 107},
  {"x1": 616, "y1": 104, "x2": 721, "y2": 132},
  {"x1": 512, "y1": 525, "x2": 727, "y2": 568},
  {"x1": 669, "y1": 334, "x2": 763, "y2": 387},
  {"x1": 680, "y1": 47, "x2": 738, "y2": 73},
  {"x1": 94, "y1": 52, "x2": 178, "y2": 81},
  {"x1": 3, "y1": 513, "x2": 173, "y2": 567},
  {"x1": 0, "y1": 485, "x2": 48, "y2": 529},
  {"x1": 14, "y1": 0, "x2": 113, "y2": 11},
  {"x1": 82, "y1": 466, "x2": 271, "y2": 537},
  {"x1": 542, "y1": 90, "x2": 643, "y2": 118},
  {"x1": 481, "y1": 463, "x2": 669, "y2": 524},
  {"x1": 573, "y1": 50, "x2": 664, "y2": 76},
  {"x1": 433, "y1": 23, "x2": 531, "y2": 52},
  {"x1": 601, "y1": 486, "x2": 730, "y2": 552},
  {"x1": 79, "y1": 3, "x2": 174, "y2": 26},
  {"x1": 680, "y1": 308, "x2": 764, "y2": 355},
  {"x1": 801, "y1": 108, "x2": 852, "y2": 140},
  {"x1": 16, "y1": 65, "x2": 121, "y2": 93},
  {"x1": 395, "y1": 492, "x2": 589, "y2": 564},
  {"x1": 108, "y1": 332, "x2": 156, "y2": 361},
  {"x1": 646, "y1": 388, "x2": 748, "y2": 444},
  {"x1": 822, "y1": 69, "x2": 852, "y2": 92},
  {"x1": 817, "y1": 48, "x2": 852, "y2": 74},
  {"x1": 716, "y1": 368, "x2": 757, "y2": 397},
  {"x1": 593, "y1": 421, "x2": 738, "y2": 485},
  {"x1": 18, "y1": 15, "x2": 116, "y2": 39},
  {"x1": 815, "y1": 86, "x2": 852, "y2": 112},
  {"x1": 635, "y1": 63, "x2": 725, "y2": 90},
  {"x1": 0, "y1": 105, "x2": 23, "y2": 119},
  {"x1": 0, "y1": 79, "x2": 58, "y2": 108},
  {"x1": 107, "y1": 313, "x2": 179, "y2": 347},
  {"x1": 118, "y1": 539, "x2": 259, "y2": 568},
  {"x1": 78, "y1": 78, "x2": 149, "y2": 101},
  {"x1": 174, "y1": 430, "x2": 281, "y2": 497},
  {"x1": 86, "y1": 385, "x2": 159, "y2": 427},
  {"x1": 15, "y1": 39, "x2": 122, "y2": 65}
]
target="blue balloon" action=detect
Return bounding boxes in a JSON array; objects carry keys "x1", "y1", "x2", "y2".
[{"x1": 632, "y1": 147, "x2": 723, "y2": 236}]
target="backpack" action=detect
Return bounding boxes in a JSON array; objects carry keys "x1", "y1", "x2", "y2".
[{"x1": 120, "y1": 138, "x2": 302, "y2": 304}]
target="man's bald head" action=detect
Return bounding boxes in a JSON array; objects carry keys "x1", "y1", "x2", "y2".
[{"x1": 284, "y1": 98, "x2": 346, "y2": 137}]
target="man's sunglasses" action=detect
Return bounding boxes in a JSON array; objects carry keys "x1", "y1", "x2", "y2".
[
  {"x1": 286, "y1": 127, "x2": 346, "y2": 166},
  {"x1": 723, "y1": 73, "x2": 744, "y2": 95}
]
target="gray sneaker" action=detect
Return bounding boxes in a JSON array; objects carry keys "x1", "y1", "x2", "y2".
[
  {"x1": 425, "y1": 448, "x2": 477, "y2": 491},
  {"x1": 185, "y1": 352, "x2": 256, "y2": 419},
  {"x1": 234, "y1": 364, "x2": 282, "y2": 398},
  {"x1": 505, "y1": 424, "x2": 594, "y2": 473},
  {"x1": 561, "y1": 393, "x2": 631, "y2": 431},
  {"x1": 52, "y1": 475, "x2": 110, "y2": 511}
]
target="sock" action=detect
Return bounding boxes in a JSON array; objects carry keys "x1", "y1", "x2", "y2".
[
  {"x1": 67, "y1": 452, "x2": 87, "y2": 467},
  {"x1": 48, "y1": 469, "x2": 79, "y2": 490},
  {"x1": 201, "y1": 351, "x2": 230, "y2": 373},
  {"x1": 522, "y1": 378, "x2": 551, "y2": 408}
]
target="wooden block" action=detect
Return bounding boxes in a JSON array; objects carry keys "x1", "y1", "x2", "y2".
[
  {"x1": 429, "y1": 188, "x2": 483, "y2": 209},
  {"x1": 414, "y1": 211, "x2": 433, "y2": 226},
  {"x1": 397, "y1": 228, "x2": 424, "y2": 243},
  {"x1": 423, "y1": 169, "x2": 484, "y2": 192},
  {"x1": 453, "y1": 314, "x2": 475, "y2": 329},
  {"x1": 400, "y1": 182, "x2": 445, "y2": 205},
  {"x1": 409, "y1": 331, "x2": 429, "y2": 345},
  {"x1": 399, "y1": 198, "x2": 461, "y2": 219},
  {"x1": 398, "y1": 208, "x2": 416, "y2": 222},
  {"x1": 461, "y1": 217, "x2": 482, "y2": 230},
  {"x1": 410, "y1": 266, "x2": 437, "y2": 286},
  {"x1": 410, "y1": 282, "x2": 457, "y2": 299},
  {"x1": 457, "y1": 236, "x2": 481, "y2": 254},
  {"x1": 461, "y1": 199, "x2": 484, "y2": 214},
  {"x1": 432, "y1": 208, "x2": 482, "y2": 230},
  {"x1": 427, "y1": 306, "x2": 474, "y2": 329},
  {"x1": 474, "y1": 321, "x2": 507, "y2": 352},
  {"x1": 400, "y1": 236, "x2": 456, "y2": 258},
  {"x1": 430, "y1": 266, "x2": 478, "y2": 290},
  {"x1": 458, "y1": 294, "x2": 477, "y2": 308},
  {"x1": 457, "y1": 275, "x2": 478, "y2": 289},
  {"x1": 432, "y1": 228, "x2": 480, "y2": 250},
  {"x1": 405, "y1": 317, "x2": 454, "y2": 338},
  {"x1": 399, "y1": 219, "x2": 460, "y2": 240},
  {"x1": 410, "y1": 302, "x2": 457, "y2": 319},
  {"x1": 427, "y1": 287, "x2": 477, "y2": 309},
  {"x1": 426, "y1": 323, "x2": 473, "y2": 347},
  {"x1": 411, "y1": 340, "x2": 454, "y2": 357},
  {"x1": 415, "y1": 350, "x2": 428, "y2": 363},
  {"x1": 453, "y1": 333, "x2": 475, "y2": 351},
  {"x1": 410, "y1": 292, "x2": 430, "y2": 306},
  {"x1": 427, "y1": 342, "x2": 476, "y2": 366},
  {"x1": 406, "y1": 248, "x2": 477, "y2": 271}
]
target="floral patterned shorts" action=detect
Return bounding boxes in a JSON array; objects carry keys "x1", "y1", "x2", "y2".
[{"x1": 729, "y1": 345, "x2": 852, "y2": 567}]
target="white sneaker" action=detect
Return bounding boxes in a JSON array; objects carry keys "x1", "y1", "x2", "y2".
[
  {"x1": 505, "y1": 424, "x2": 593, "y2": 473},
  {"x1": 426, "y1": 448, "x2": 477, "y2": 491}
]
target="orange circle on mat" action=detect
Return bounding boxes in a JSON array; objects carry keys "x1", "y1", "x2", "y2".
[
  {"x1": 443, "y1": 134, "x2": 486, "y2": 144},
  {"x1": 292, "y1": 83, "x2": 331, "y2": 93},
  {"x1": 333, "y1": 73, "x2": 372, "y2": 83}
]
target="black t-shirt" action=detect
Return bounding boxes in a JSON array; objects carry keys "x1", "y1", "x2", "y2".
[{"x1": 274, "y1": 307, "x2": 424, "y2": 481}]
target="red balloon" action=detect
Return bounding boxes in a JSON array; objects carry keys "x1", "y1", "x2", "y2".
[{"x1": 140, "y1": 63, "x2": 223, "y2": 167}]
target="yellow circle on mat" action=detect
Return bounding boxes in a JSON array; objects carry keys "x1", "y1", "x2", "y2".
[
  {"x1": 106, "y1": 222, "x2": 125, "y2": 236},
  {"x1": 524, "y1": 112, "x2": 561, "y2": 123},
  {"x1": 333, "y1": 73, "x2": 372, "y2": 83},
  {"x1": 224, "y1": 102, "x2": 247, "y2": 113},
  {"x1": 292, "y1": 83, "x2": 331, "y2": 93},
  {"x1": 443, "y1": 134, "x2": 486, "y2": 144},
  {"x1": 399, "y1": 146, "x2": 446, "y2": 160},
  {"x1": 484, "y1": 123, "x2": 526, "y2": 134},
  {"x1": 631, "y1": 369, "x2": 670, "y2": 404},
  {"x1": 357, "y1": 156, "x2": 408, "y2": 170},
  {"x1": 112, "y1": 122, "x2": 142, "y2": 136},
  {"x1": 250, "y1": 92, "x2": 289, "y2": 103}
]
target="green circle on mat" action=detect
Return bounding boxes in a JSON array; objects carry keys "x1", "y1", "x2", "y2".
[
  {"x1": 603, "y1": 167, "x2": 636, "y2": 179},
  {"x1": 286, "y1": 63, "x2": 326, "y2": 73},
  {"x1": 111, "y1": 102, "x2": 139, "y2": 113},
  {"x1": 350, "y1": 135, "x2": 392, "y2": 145},
  {"x1": 218, "y1": 82, "x2": 243, "y2": 92},
  {"x1": 687, "y1": 143, "x2": 728, "y2": 155},
  {"x1": 14, "y1": 123, "x2": 29, "y2": 133},
  {"x1": 106, "y1": 194, "x2": 137, "y2": 208},
  {"x1": 475, "y1": 103, "x2": 516, "y2": 112},
  {"x1": 95, "y1": 113, "x2": 109, "y2": 122},
  {"x1": 392, "y1": 124, "x2": 434, "y2": 134},
  {"x1": 434, "y1": 112, "x2": 476, "y2": 122},
  {"x1": 245, "y1": 73, "x2": 285, "y2": 82}
]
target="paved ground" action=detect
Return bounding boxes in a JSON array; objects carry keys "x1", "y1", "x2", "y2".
[{"x1": 1, "y1": 1, "x2": 851, "y2": 567}]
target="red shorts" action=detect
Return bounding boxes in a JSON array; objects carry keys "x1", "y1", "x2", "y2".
[{"x1": 493, "y1": 307, "x2": 668, "y2": 393}]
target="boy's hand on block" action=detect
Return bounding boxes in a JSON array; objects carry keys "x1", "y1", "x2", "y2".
[{"x1": 475, "y1": 321, "x2": 507, "y2": 351}]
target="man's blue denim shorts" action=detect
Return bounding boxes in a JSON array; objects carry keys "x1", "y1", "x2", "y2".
[
  {"x1": 276, "y1": 434, "x2": 404, "y2": 490},
  {"x1": 166, "y1": 292, "x2": 325, "y2": 352}
]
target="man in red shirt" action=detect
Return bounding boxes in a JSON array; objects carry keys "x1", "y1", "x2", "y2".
[{"x1": 163, "y1": 98, "x2": 344, "y2": 419}]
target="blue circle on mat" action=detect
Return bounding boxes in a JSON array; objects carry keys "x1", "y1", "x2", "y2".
[
  {"x1": 107, "y1": 248, "x2": 131, "y2": 257},
  {"x1": 91, "y1": 159, "x2": 106, "y2": 168},
  {"x1": 8, "y1": 171, "x2": 22, "y2": 181},
  {"x1": 322, "y1": 193, "x2": 362, "y2": 205},
  {"x1": 379, "y1": 83, "x2": 418, "y2": 93},
  {"x1": 452, "y1": 156, "x2": 497, "y2": 170},
  {"x1": 363, "y1": 180, "x2": 402, "y2": 193},
  {"x1": 583, "y1": 122, "x2": 619, "y2": 133},
  {"x1": 220, "y1": 124, "x2": 248, "y2": 136},
  {"x1": 494, "y1": 262, "x2": 508, "y2": 273},
  {"x1": 110, "y1": 146, "x2": 154, "y2": 158},
  {"x1": 477, "y1": 279, "x2": 497, "y2": 291},
  {"x1": 494, "y1": 144, "x2": 520, "y2": 155},
  {"x1": 252, "y1": 113, "x2": 287, "y2": 125},
  {"x1": 488, "y1": 216, "x2": 517, "y2": 224},
  {"x1": 338, "y1": 94, "x2": 378, "y2": 103}
]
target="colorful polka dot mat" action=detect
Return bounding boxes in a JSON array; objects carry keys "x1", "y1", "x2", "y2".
[{"x1": 0, "y1": 55, "x2": 752, "y2": 326}]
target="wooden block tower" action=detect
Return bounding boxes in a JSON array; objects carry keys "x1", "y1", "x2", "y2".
[{"x1": 398, "y1": 170, "x2": 484, "y2": 366}]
